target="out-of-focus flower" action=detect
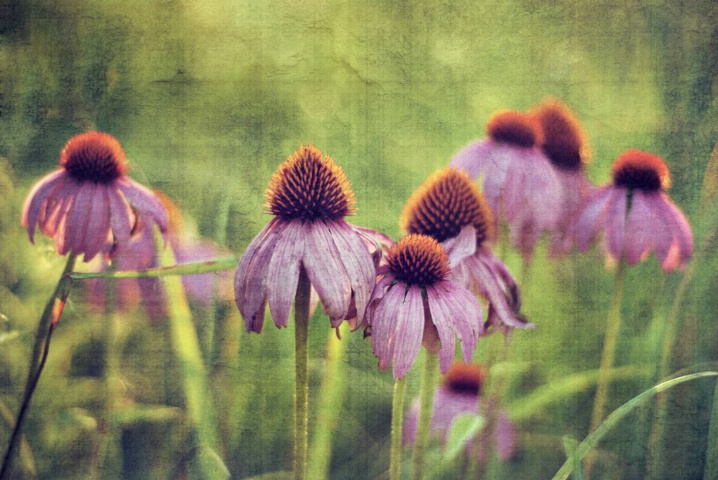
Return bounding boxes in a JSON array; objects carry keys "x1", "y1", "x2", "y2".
[
  {"x1": 403, "y1": 361, "x2": 516, "y2": 462},
  {"x1": 401, "y1": 167, "x2": 532, "y2": 336},
  {"x1": 531, "y1": 98, "x2": 594, "y2": 255},
  {"x1": 234, "y1": 145, "x2": 376, "y2": 333},
  {"x1": 575, "y1": 150, "x2": 693, "y2": 271},
  {"x1": 450, "y1": 111, "x2": 562, "y2": 259},
  {"x1": 22, "y1": 131, "x2": 168, "y2": 262},
  {"x1": 366, "y1": 234, "x2": 482, "y2": 379},
  {"x1": 86, "y1": 191, "x2": 233, "y2": 320}
]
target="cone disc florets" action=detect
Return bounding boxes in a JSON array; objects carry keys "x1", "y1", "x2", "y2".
[
  {"x1": 401, "y1": 168, "x2": 494, "y2": 245},
  {"x1": 612, "y1": 149, "x2": 670, "y2": 191},
  {"x1": 60, "y1": 131, "x2": 128, "y2": 183},
  {"x1": 385, "y1": 234, "x2": 450, "y2": 287},
  {"x1": 266, "y1": 145, "x2": 356, "y2": 221}
]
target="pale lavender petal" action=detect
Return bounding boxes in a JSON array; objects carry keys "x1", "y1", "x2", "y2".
[
  {"x1": 234, "y1": 219, "x2": 283, "y2": 333},
  {"x1": 83, "y1": 184, "x2": 111, "y2": 262},
  {"x1": 21, "y1": 169, "x2": 66, "y2": 242},
  {"x1": 63, "y1": 181, "x2": 97, "y2": 256},
  {"x1": 652, "y1": 193, "x2": 694, "y2": 271},
  {"x1": 575, "y1": 186, "x2": 614, "y2": 252},
  {"x1": 604, "y1": 189, "x2": 628, "y2": 262},
  {"x1": 116, "y1": 177, "x2": 169, "y2": 234},
  {"x1": 623, "y1": 191, "x2": 654, "y2": 265},
  {"x1": 443, "y1": 224, "x2": 477, "y2": 268},
  {"x1": 370, "y1": 282, "x2": 406, "y2": 371},
  {"x1": 426, "y1": 281, "x2": 484, "y2": 373},
  {"x1": 107, "y1": 184, "x2": 135, "y2": 248},
  {"x1": 174, "y1": 237, "x2": 230, "y2": 304},
  {"x1": 41, "y1": 177, "x2": 78, "y2": 237},
  {"x1": 303, "y1": 221, "x2": 351, "y2": 325},
  {"x1": 495, "y1": 412, "x2": 517, "y2": 461},
  {"x1": 266, "y1": 219, "x2": 305, "y2": 329},
  {"x1": 449, "y1": 140, "x2": 493, "y2": 179},
  {"x1": 391, "y1": 285, "x2": 425, "y2": 379},
  {"x1": 327, "y1": 221, "x2": 376, "y2": 323}
]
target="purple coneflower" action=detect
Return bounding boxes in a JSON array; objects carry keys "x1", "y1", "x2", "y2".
[
  {"x1": 403, "y1": 362, "x2": 516, "y2": 462},
  {"x1": 367, "y1": 234, "x2": 482, "y2": 379},
  {"x1": 401, "y1": 167, "x2": 532, "y2": 335},
  {"x1": 575, "y1": 149, "x2": 693, "y2": 271},
  {"x1": 450, "y1": 111, "x2": 562, "y2": 258},
  {"x1": 234, "y1": 145, "x2": 376, "y2": 332},
  {"x1": 22, "y1": 132, "x2": 168, "y2": 262},
  {"x1": 531, "y1": 98, "x2": 594, "y2": 256}
]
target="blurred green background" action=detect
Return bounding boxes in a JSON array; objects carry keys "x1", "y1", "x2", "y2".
[{"x1": 1, "y1": 0, "x2": 718, "y2": 478}]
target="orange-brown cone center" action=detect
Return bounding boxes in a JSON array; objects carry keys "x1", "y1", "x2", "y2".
[
  {"x1": 444, "y1": 362, "x2": 484, "y2": 395},
  {"x1": 487, "y1": 111, "x2": 542, "y2": 148},
  {"x1": 60, "y1": 132, "x2": 128, "y2": 183},
  {"x1": 401, "y1": 167, "x2": 494, "y2": 245},
  {"x1": 266, "y1": 145, "x2": 355, "y2": 221},
  {"x1": 611, "y1": 150, "x2": 670, "y2": 191},
  {"x1": 386, "y1": 234, "x2": 449, "y2": 287},
  {"x1": 532, "y1": 99, "x2": 588, "y2": 171}
]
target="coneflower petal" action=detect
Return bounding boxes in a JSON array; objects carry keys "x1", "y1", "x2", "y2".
[
  {"x1": 371, "y1": 283, "x2": 405, "y2": 371},
  {"x1": 575, "y1": 186, "x2": 613, "y2": 251},
  {"x1": 303, "y1": 220, "x2": 352, "y2": 325},
  {"x1": 83, "y1": 184, "x2": 111, "y2": 262},
  {"x1": 21, "y1": 169, "x2": 65, "y2": 242},
  {"x1": 266, "y1": 219, "x2": 305, "y2": 328},
  {"x1": 605, "y1": 189, "x2": 627, "y2": 262},
  {"x1": 391, "y1": 285, "x2": 425, "y2": 379}
]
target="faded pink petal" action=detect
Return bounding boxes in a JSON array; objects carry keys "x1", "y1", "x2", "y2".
[
  {"x1": 369, "y1": 280, "x2": 406, "y2": 371},
  {"x1": 575, "y1": 186, "x2": 613, "y2": 252},
  {"x1": 604, "y1": 189, "x2": 627, "y2": 263},
  {"x1": 266, "y1": 219, "x2": 305, "y2": 328},
  {"x1": 391, "y1": 285, "x2": 425, "y2": 379},
  {"x1": 21, "y1": 169, "x2": 65, "y2": 242},
  {"x1": 303, "y1": 221, "x2": 352, "y2": 326}
]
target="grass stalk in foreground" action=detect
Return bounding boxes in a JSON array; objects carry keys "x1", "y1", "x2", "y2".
[
  {"x1": 0, "y1": 253, "x2": 77, "y2": 480},
  {"x1": 551, "y1": 371, "x2": 718, "y2": 480}
]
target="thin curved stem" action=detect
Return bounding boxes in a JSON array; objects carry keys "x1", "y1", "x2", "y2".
[
  {"x1": 0, "y1": 253, "x2": 77, "y2": 479},
  {"x1": 411, "y1": 353, "x2": 439, "y2": 480},
  {"x1": 390, "y1": 377, "x2": 407, "y2": 480}
]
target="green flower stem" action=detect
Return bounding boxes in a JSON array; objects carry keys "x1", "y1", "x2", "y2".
[
  {"x1": 705, "y1": 377, "x2": 718, "y2": 480},
  {"x1": 589, "y1": 258, "x2": 627, "y2": 432},
  {"x1": 294, "y1": 267, "x2": 311, "y2": 480},
  {"x1": 308, "y1": 323, "x2": 349, "y2": 480},
  {"x1": 390, "y1": 376, "x2": 407, "y2": 480},
  {"x1": 69, "y1": 257, "x2": 239, "y2": 280},
  {"x1": 411, "y1": 353, "x2": 439, "y2": 480},
  {"x1": 584, "y1": 258, "x2": 627, "y2": 477},
  {"x1": 0, "y1": 253, "x2": 77, "y2": 480}
]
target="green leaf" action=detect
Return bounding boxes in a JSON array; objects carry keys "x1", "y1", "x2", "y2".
[
  {"x1": 444, "y1": 413, "x2": 485, "y2": 461},
  {"x1": 561, "y1": 436, "x2": 583, "y2": 480}
]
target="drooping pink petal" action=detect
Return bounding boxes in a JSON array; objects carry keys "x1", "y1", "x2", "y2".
[
  {"x1": 575, "y1": 186, "x2": 613, "y2": 252},
  {"x1": 425, "y1": 285, "x2": 459, "y2": 372},
  {"x1": 41, "y1": 177, "x2": 78, "y2": 237},
  {"x1": 234, "y1": 219, "x2": 283, "y2": 332},
  {"x1": 116, "y1": 177, "x2": 169, "y2": 234},
  {"x1": 604, "y1": 189, "x2": 627, "y2": 262},
  {"x1": 21, "y1": 169, "x2": 66, "y2": 242},
  {"x1": 443, "y1": 225, "x2": 477, "y2": 268},
  {"x1": 63, "y1": 181, "x2": 97, "y2": 256},
  {"x1": 369, "y1": 282, "x2": 406, "y2": 371},
  {"x1": 652, "y1": 193, "x2": 693, "y2": 271},
  {"x1": 303, "y1": 220, "x2": 351, "y2": 326},
  {"x1": 83, "y1": 184, "x2": 111, "y2": 262},
  {"x1": 266, "y1": 219, "x2": 305, "y2": 328},
  {"x1": 328, "y1": 221, "x2": 376, "y2": 323},
  {"x1": 107, "y1": 184, "x2": 135, "y2": 248},
  {"x1": 391, "y1": 285, "x2": 425, "y2": 379},
  {"x1": 449, "y1": 140, "x2": 493, "y2": 180},
  {"x1": 622, "y1": 191, "x2": 654, "y2": 265},
  {"x1": 427, "y1": 282, "x2": 481, "y2": 372}
]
